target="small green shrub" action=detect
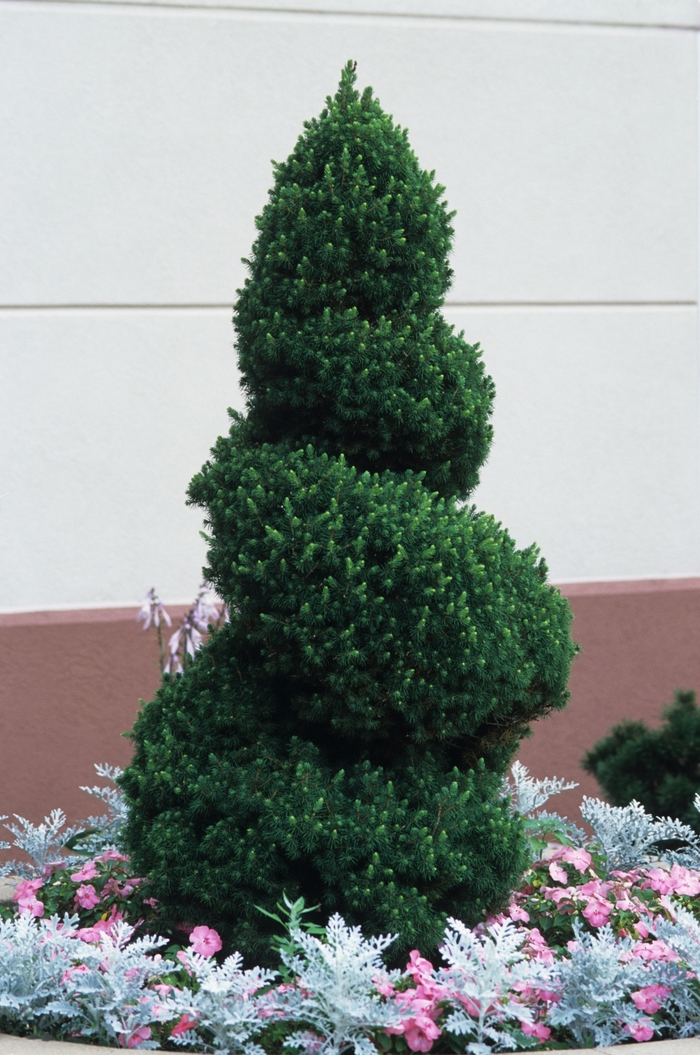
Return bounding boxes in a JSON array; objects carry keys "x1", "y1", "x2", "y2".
[
  {"x1": 582, "y1": 689, "x2": 700, "y2": 832},
  {"x1": 120, "y1": 63, "x2": 576, "y2": 965}
]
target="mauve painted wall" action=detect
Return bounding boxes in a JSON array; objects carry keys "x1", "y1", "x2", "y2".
[{"x1": 2, "y1": 582, "x2": 700, "y2": 849}]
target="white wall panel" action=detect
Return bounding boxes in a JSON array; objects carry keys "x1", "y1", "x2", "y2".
[
  {"x1": 455, "y1": 305, "x2": 700, "y2": 582},
  {"x1": 0, "y1": 4, "x2": 695, "y2": 306},
  {"x1": 0, "y1": 308, "x2": 243, "y2": 609},
  {"x1": 0, "y1": 0, "x2": 697, "y2": 609}
]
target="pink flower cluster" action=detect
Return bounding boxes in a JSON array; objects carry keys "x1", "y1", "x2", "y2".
[{"x1": 13, "y1": 878, "x2": 44, "y2": 917}]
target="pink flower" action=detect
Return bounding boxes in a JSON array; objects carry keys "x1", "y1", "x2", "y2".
[
  {"x1": 61, "y1": 964, "x2": 90, "y2": 984},
  {"x1": 374, "y1": 976, "x2": 396, "y2": 998},
  {"x1": 631, "y1": 984, "x2": 671, "y2": 1014},
  {"x1": 71, "y1": 861, "x2": 99, "y2": 882},
  {"x1": 404, "y1": 1015, "x2": 441, "y2": 1052},
  {"x1": 118, "y1": 1026, "x2": 152, "y2": 1048},
  {"x1": 525, "y1": 928, "x2": 554, "y2": 965},
  {"x1": 560, "y1": 846, "x2": 592, "y2": 872},
  {"x1": 171, "y1": 1013, "x2": 198, "y2": 1037},
  {"x1": 548, "y1": 861, "x2": 568, "y2": 884},
  {"x1": 625, "y1": 1019, "x2": 655, "y2": 1043},
  {"x1": 17, "y1": 895, "x2": 44, "y2": 917},
  {"x1": 76, "y1": 906, "x2": 125, "y2": 942},
  {"x1": 644, "y1": 868, "x2": 675, "y2": 896},
  {"x1": 634, "y1": 919, "x2": 650, "y2": 939},
  {"x1": 13, "y1": 878, "x2": 43, "y2": 903},
  {"x1": 14, "y1": 877, "x2": 45, "y2": 915},
  {"x1": 578, "y1": 878, "x2": 612, "y2": 898},
  {"x1": 521, "y1": 1021, "x2": 551, "y2": 1041},
  {"x1": 641, "y1": 863, "x2": 700, "y2": 897},
  {"x1": 189, "y1": 925, "x2": 223, "y2": 957},
  {"x1": 581, "y1": 896, "x2": 612, "y2": 927},
  {"x1": 632, "y1": 939, "x2": 679, "y2": 963},
  {"x1": 74, "y1": 884, "x2": 100, "y2": 910},
  {"x1": 508, "y1": 902, "x2": 530, "y2": 923},
  {"x1": 668, "y1": 864, "x2": 700, "y2": 896},
  {"x1": 543, "y1": 885, "x2": 576, "y2": 904},
  {"x1": 98, "y1": 849, "x2": 129, "y2": 863}
]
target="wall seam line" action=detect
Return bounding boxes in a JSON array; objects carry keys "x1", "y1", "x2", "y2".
[{"x1": 1, "y1": 0, "x2": 698, "y2": 30}]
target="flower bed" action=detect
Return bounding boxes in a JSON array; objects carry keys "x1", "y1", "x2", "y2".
[{"x1": 1, "y1": 764, "x2": 699, "y2": 1052}]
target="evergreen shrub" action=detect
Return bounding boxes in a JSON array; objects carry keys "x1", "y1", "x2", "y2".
[
  {"x1": 583, "y1": 689, "x2": 700, "y2": 833},
  {"x1": 120, "y1": 62, "x2": 576, "y2": 964}
]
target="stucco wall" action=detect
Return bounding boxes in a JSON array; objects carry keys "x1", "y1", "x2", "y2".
[{"x1": 2, "y1": 0, "x2": 698, "y2": 611}]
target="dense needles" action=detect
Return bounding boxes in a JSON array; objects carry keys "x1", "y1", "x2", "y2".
[{"x1": 120, "y1": 63, "x2": 576, "y2": 964}]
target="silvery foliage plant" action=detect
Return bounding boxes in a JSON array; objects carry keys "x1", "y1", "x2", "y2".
[
  {"x1": 76, "y1": 762, "x2": 129, "y2": 855},
  {"x1": 59, "y1": 921, "x2": 170, "y2": 1048},
  {"x1": 0, "y1": 913, "x2": 170, "y2": 1046},
  {"x1": 166, "y1": 949, "x2": 277, "y2": 1055},
  {"x1": 503, "y1": 760, "x2": 578, "y2": 817},
  {"x1": 0, "y1": 912, "x2": 80, "y2": 1030},
  {"x1": 580, "y1": 795, "x2": 700, "y2": 872},
  {"x1": 273, "y1": 913, "x2": 407, "y2": 1055},
  {"x1": 547, "y1": 920, "x2": 687, "y2": 1048},
  {"x1": 0, "y1": 810, "x2": 83, "y2": 879},
  {"x1": 503, "y1": 761, "x2": 587, "y2": 858},
  {"x1": 649, "y1": 902, "x2": 700, "y2": 1036},
  {"x1": 439, "y1": 917, "x2": 550, "y2": 1054},
  {"x1": 0, "y1": 764, "x2": 127, "y2": 878}
]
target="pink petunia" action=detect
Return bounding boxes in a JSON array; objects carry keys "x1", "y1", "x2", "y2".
[
  {"x1": 74, "y1": 884, "x2": 100, "y2": 910},
  {"x1": 631, "y1": 984, "x2": 671, "y2": 1014},
  {"x1": 548, "y1": 861, "x2": 568, "y2": 884},
  {"x1": 560, "y1": 846, "x2": 592, "y2": 873},
  {"x1": 634, "y1": 919, "x2": 650, "y2": 939},
  {"x1": 70, "y1": 861, "x2": 99, "y2": 882},
  {"x1": 625, "y1": 1019, "x2": 655, "y2": 1043},
  {"x1": 189, "y1": 925, "x2": 223, "y2": 957}
]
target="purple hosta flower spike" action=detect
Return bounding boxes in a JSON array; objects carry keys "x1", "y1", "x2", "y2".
[
  {"x1": 165, "y1": 583, "x2": 224, "y2": 674},
  {"x1": 137, "y1": 588, "x2": 172, "y2": 631}
]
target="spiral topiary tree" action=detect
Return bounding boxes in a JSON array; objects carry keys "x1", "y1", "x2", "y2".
[{"x1": 120, "y1": 63, "x2": 576, "y2": 964}]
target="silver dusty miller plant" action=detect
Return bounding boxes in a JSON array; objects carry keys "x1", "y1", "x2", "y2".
[
  {"x1": 580, "y1": 795, "x2": 700, "y2": 872},
  {"x1": 503, "y1": 760, "x2": 578, "y2": 817},
  {"x1": 275, "y1": 914, "x2": 406, "y2": 1055},
  {"x1": 439, "y1": 917, "x2": 549, "y2": 1054},
  {"x1": 547, "y1": 920, "x2": 688, "y2": 1048},
  {"x1": 0, "y1": 764, "x2": 127, "y2": 878},
  {"x1": 76, "y1": 762, "x2": 129, "y2": 855},
  {"x1": 166, "y1": 949, "x2": 276, "y2": 1055},
  {"x1": 0, "y1": 913, "x2": 170, "y2": 1046},
  {"x1": 0, "y1": 810, "x2": 83, "y2": 879}
]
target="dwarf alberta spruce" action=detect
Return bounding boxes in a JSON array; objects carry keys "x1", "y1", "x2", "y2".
[
  {"x1": 119, "y1": 60, "x2": 576, "y2": 964},
  {"x1": 2, "y1": 763, "x2": 700, "y2": 1050}
]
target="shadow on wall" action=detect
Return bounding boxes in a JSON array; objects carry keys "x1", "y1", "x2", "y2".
[{"x1": 2, "y1": 580, "x2": 700, "y2": 842}]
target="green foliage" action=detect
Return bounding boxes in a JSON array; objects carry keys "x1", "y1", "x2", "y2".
[
  {"x1": 583, "y1": 689, "x2": 700, "y2": 833},
  {"x1": 120, "y1": 62, "x2": 575, "y2": 965},
  {"x1": 235, "y1": 62, "x2": 493, "y2": 500}
]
